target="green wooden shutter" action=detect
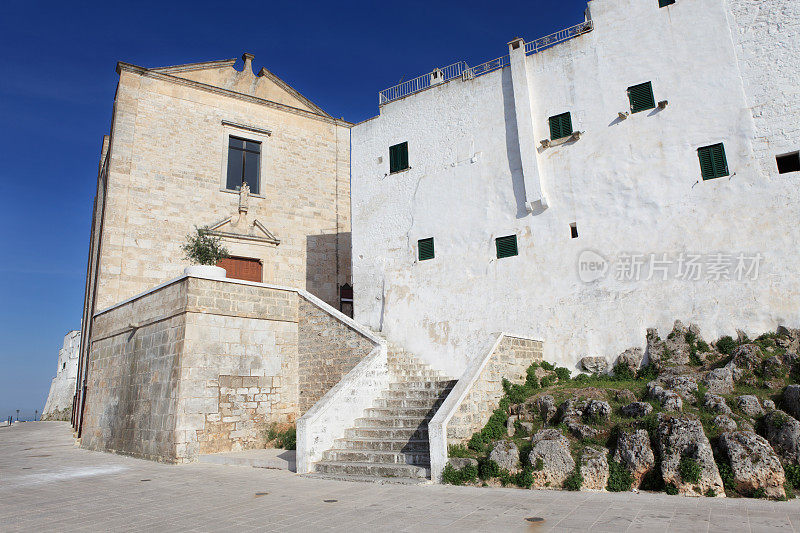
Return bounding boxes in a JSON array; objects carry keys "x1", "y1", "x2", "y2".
[
  {"x1": 496, "y1": 235, "x2": 518, "y2": 259},
  {"x1": 628, "y1": 82, "x2": 656, "y2": 113},
  {"x1": 389, "y1": 142, "x2": 409, "y2": 173},
  {"x1": 698, "y1": 143, "x2": 729, "y2": 180},
  {"x1": 418, "y1": 238, "x2": 434, "y2": 261},
  {"x1": 548, "y1": 112, "x2": 573, "y2": 140},
  {"x1": 659, "y1": 0, "x2": 675, "y2": 7}
]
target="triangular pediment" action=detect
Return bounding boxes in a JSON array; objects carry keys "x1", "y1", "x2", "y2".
[
  {"x1": 150, "y1": 53, "x2": 329, "y2": 116},
  {"x1": 207, "y1": 216, "x2": 280, "y2": 246}
]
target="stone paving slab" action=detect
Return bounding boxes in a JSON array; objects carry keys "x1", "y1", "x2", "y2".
[
  {"x1": 197, "y1": 448, "x2": 296, "y2": 471},
  {"x1": 2, "y1": 422, "x2": 800, "y2": 532}
]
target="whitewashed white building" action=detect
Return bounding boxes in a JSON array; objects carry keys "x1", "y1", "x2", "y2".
[
  {"x1": 42, "y1": 330, "x2": 80, "y2": 420},
  {"x1": 351, "y1": 0, "x2": 800, "y2": 376}
]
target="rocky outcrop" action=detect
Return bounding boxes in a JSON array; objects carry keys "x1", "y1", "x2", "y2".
[
  {"x1": 522, "y1": 395, "x2": 556, "y2": 424},
  {"x1": 612, "y1": 430, "x2": 654, "y2": 488},
  {"x1": 730, "y1": 344, "x2": 763, "y2": 372},
  {"x1": 489, "y1": 440, "x2": 520, "y2": 472},
  {"x1": 615, "y1": 389, "x2": 636, "y2": 404},
  {"x1": 736, "y1": 395, "x2": 763, "y2": 417},
  {"x1": 529, "y1": 430, "x2": 575, "y2": 489},
  {"x1": 718, "y1": 432, "x2": 785, "y2": 499},
  {"x1": 565, "y1": 420, "x2": 598, "y2": 440},
  {"x1": 764, "y1": 399, "x2": 776, "y2": 410},
  {"x1": 703, "y1": 393, "x2": 732, "y2": 416},
  {"x1": 656, "y1": 417, "x2": 724, "y2": 497},
  {"x1": 580, "y1": 446, "x2": 609, "y2": 491},
  {"x1": 713, "y1": 415, "x2": 737, "y2": 433},
  {"x1": 447, "y1": 457, "x2": 478, "y2": 470},
  {"x1": 762, "y1": 356, "x2": 783, "y2": 379},
  {"x1": 622, "y1": 402, "x2": 653, "y2": 418},
  {"x1": 783, "y1": 385, "x2": 800, "y2": 420},
  {"x1": 657, "y1": 372, "x2": 698, "y2": 401},
  {"x1": 580, "y1": 356, "x2": 608, "y2": 374},
  {"x1": 762, "y1": 410, "x2": 800, "y2": 463},
  {"x1": 648, "y1": 383, "x2": 683, "y2": 412},
  {"x1": 703, "y1": 367, "x2": 734, "y2": 394},
  {"x1": 615, "y1": 348, "x2": 643, "y2": 375},
  {"x1": 584, "y1": 400, "x2": 611, "y2": 423}
]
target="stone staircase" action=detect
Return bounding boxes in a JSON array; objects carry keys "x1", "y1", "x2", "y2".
[{"x1": 311, "y1": 343, "x2": 455, "y2": 482}]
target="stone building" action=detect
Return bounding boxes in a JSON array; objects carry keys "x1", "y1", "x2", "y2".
[
  {"x1": 73, "y1": 53, "x2": 354, "y2": 450},
  {"x1": 350, "y1": 0, "x2": 800, "y2": 377},
  {"x1": 42, "y1": 330, "x2": 80, "y2": 421}
]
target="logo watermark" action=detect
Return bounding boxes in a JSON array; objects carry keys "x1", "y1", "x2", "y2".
[{"x1": 578, "y1": 251, "x2": 763, "y2": 283}]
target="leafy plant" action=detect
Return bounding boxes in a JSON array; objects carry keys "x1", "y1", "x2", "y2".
[
  {"x1": 533, "y1": 457, "x2": 544, "y2": 471},
  {"x1": 478, "y1": 459, "x2": 499, "y2": 480},
  {"x1": 751, "y1": 487, "x2": 766, "y2": 499},
  {"x1": 266, "y1": 423, "x2": 296, "y2": 450},
  {"x1": 696, "y1": 340, "x2": 711, "y2": 353},
  {"x1": 564, "y1": 466, "x2": 583, "y2": 491},
  {"x1": 541, "y1": 361, "x2": 555, "y2": 372},
  {"x1": 612, "y1": 360, "x2": 635, "y2": 380},
  {"x1": 554, "y1": 367, "x2": 571, "y2": 382},
  {"x1": 716, "y1": 460, "x2": 735, "y2": 491},
  {"x1": 540, "y1": 375, "x2": 555, "y2": 388},
  {"x1": 442, "y1": 463, "x2": 478, "y2": 485},
  {"x1": 689, "y1": 345, "x2": 702, "y2": 367},
  {"x1": 182, "y1": 226, "x2": 229, "y2": 266},
  {"x1": 448, "y1": 444, "x2": 472, "y2": 458},
  {"x1": 716, "y1": 336, "x2": 737, "y2": 356},
  {"x1": 607, "y1": 460, "x2": 633, "y2": 492},
  {"x1": 665, "y1": 482, "x2": 679, "y2": 495},
  {"x1": 679, "y1": 454, "x2": 701, "y2": 484},
  {"x1": 514, "y1": 467, "x2": 534, "y2": 489},
  {"x1": 785, "y1": 464, "x2": 800, "y2": 489},
  {"x1": 704, "y1": 487, "x2": 716, "y2": 497}
]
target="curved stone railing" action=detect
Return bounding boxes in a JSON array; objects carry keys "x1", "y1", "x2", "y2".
[
  {"x1": 428, "y1": 333, "x2": 543, "y2": 482},
  {"x1": 296, "y1": 316, "x2": 389, "y2": 474}
]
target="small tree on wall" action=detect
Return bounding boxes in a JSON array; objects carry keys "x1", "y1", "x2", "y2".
[{"x1": 182, "y1": 226, "x2": 230, "y2": 266}]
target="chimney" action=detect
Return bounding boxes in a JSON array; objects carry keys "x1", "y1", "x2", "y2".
[{"x1": 242, "y1": 53, "x2": 255, "y2": 74}]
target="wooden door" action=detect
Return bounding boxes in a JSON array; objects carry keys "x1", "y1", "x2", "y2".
[{"x1": 217, "y1": 256, "x2": 263, "y2": 282}]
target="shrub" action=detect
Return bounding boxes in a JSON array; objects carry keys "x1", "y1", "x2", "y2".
[
  {"x1": 554, "y1": 367, "x2": 571, "y2": 382},
  {"x1": 266, "y1": 423, "x2": 296, "y2": 450},
  {"x1": 564, "y1": 466, "x2": 583, "y2": 491},
  {"x1": 478, "y1": 459, "x2": 499, "y2": 480},
  {"x1": 181, "y1": 226, "x2": 229, "y2": 265},
  {"x1": 637, "y1": 363, "x2": 658, "y2": 381},
  {"x1": 689, "y1": 345, "x2": 702, "y2": 367},
  {"x1": 685, "y1": 330, "x2": 697, "y2": 345},
  {"x1": 525, "y1": 364, "x2": 540, "y2": 388},
  {"x1": 514, "y1": 467, "x2": 534, "y2": 489},
  {"x1": 704, "y1": 487, "x2": 716, "y2": 498},
  {"x1": 679, "y1": 454, "x2": 701, "y2": 484},
  {"x1": 752, "y1": 487, "x2": 767, "y2": 499},
  {"x1": 785, "y1": 464, "x2": 800, "y2": 489},
  {"x1": 503, "y1": 378, "x2": 535, "y2": 405},
  {"x1": 442, "y1": 463, "x2": 478, "y2": 485},
  {"x1": 607, "y1": 460, "x2": 633, "y2": 492},
  {"x1": 716, "y1": 336, "x2": 737, "y2": 356},
  {"x1": 665, "y1": 482, "x2": 679, "y2": 495},
  {"x1": 717, "y1": 461, "x2": 735, "y2": 491},
  {"x1": 498, "y1": 468, "x2": 514, "y2": 487},
  {"x1": 696, "y1": 340, "x2": 711, "y2": 353},
  {"x1": 448, "y1": 444, "x2": 472, "y2": 458},
  {"x1": 533, "y1": 457, "x2": 544, "y2": 471},
  {"x1": 612, "y1": 361, "x2": 634, "y2": 380},
  {"x1": 541, "y1": 361, "x2": 555, "y2": 371},
  {"x1": 540, "y1": 375, "x2": 555, "y2": 388}
]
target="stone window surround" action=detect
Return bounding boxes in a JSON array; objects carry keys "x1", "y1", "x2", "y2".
[{"x1": 219, "y1": 120, "x2": 272, "y2": 197}]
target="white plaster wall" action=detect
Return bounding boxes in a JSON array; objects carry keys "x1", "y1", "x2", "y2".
[
  {"x1": 351, "y1": 0, "x2": 800, "y2": 377},
  {"x1": 42, "y1": 330, "x2": 80, "y2": 416}
]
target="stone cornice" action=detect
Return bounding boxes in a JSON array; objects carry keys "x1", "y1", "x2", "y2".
[{"x1": 116, "y1": 61, "x2": 352, "y2": 128}]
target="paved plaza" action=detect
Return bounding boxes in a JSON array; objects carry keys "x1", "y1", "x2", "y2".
[{"x1": 2, "y1": 422, "x2": 800, "y2": 532}]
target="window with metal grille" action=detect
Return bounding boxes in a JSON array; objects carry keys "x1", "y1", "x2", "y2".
[
  {"x1": 627, "y1": 82, "x2": 656, "y2": 113},
  {"x1": 548, "y1": 112, "x2": 573, "y2": 140},
  {"x1": 495, "y1": 235, "x2": 518, "y2": 259},
  {"x1": 698, "y1": 143, "x2": 730, "y2": 180},
  {"x1": 389, "y1": 142, "x2": 409, "y2": 173},
  {"x1": 226, "y1": 136, "x2": 261, "y2": 194},
  {"x1": 659, "y1": 0, "x2": 675, "y2": 7},
  {"x1": 418, "y1": 238, "x2": 435, "y2": 261},
  {"x1": 777, "y1": 152, "x2": 800, "y2": 174}
]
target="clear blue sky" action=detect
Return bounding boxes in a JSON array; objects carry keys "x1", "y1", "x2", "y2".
[{"x1": 0, "y1": 0, "x2": 587, "y2": 420}]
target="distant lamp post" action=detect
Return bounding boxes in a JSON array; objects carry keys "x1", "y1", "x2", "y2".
[
  {"x1": 35, "y1": 410, "x2": 38, "y2": 421},
  {"x1": 16, "y1": 409, "x2": 20, "y2": 422}
]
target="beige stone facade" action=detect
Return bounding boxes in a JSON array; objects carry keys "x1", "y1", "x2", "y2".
[
  {"x1": 81, "y1": 275, "x2": 375, "y2": 463},
  {"x1": 75, "y1": 53, "x2": 352, "y2": 434}
]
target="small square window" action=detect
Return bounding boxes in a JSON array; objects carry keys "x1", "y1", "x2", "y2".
[
  {"x1": 777, "y1": 152, "x2": 800, "y2": 174},
  {"x1": 548, "y1": 112, "x2": 574, "y2": 140},
  {"x1": 659, "y1": 0, "x2": 675, "y2": 7},
  {"x1": 496, "y1": 235, "x2": 518, "y2": 259},
  {"x1": 698, "y1": 143, "x2": 730, "y2": 180},
  {"x1": 389, "y1": 142, "x2": 409, "y2": 173},
  {"x1": 226, "y1": 135, "x2": 261, "y2": 194},
  {"x1": 570, "y1": 223, "x2": 579, "y2": 239},
  {"x1": 418, "y1": 238, "x2": 434, "y2": 261},
  {"x1": 627, "y1": 82, "x2": 656, "y2": 113}
]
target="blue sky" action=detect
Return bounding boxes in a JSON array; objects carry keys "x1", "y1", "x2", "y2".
[{"x1": 0, "y1": 0, "x2": 587, "y2": 420}]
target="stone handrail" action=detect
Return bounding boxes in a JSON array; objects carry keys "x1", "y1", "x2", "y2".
[
  {"x1": 295, "y1": 293, "x2": 389, "y2": 474},
  {"x1": 428, "y1": 333, "x2": 543, "y2": 482}
]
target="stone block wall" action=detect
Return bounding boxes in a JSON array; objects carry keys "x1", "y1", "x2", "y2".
[
  {"x1": 446, "y1": 336, "x2": 542, "y2": 443},
  {"x1": 297, "y1": 295, "x2": 376, "y2": 412}
]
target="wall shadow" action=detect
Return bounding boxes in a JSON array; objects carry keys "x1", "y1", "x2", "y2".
[
  {"x1": 501, "y1": 67, "x2": 529, "y2": 219},
  {"x1": 305, "y1": 231, "x2": 352, "y2": 310}
]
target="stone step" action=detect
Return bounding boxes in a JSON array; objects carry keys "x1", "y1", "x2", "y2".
[
  {"x1": 372, "y1": 397, "x2": 444, "y2": 409},
  {"x1": 314, "y1": 461, "x2": 430, "y2": 479},
  {"x1": 333, "y1": 438, "x2": 429, "y2": 452},
  {"x1": 302, "y1": 473, "x2": 431, "y2": 485},
  {"x1": 388, "y1": 368, "x2": 446, "y2": 379},
  {"x1": 382, "y1": 389, "x2": 450, "y2": 400},
  {"x1": 322, "y1": 449, "x2": 430, "y2": 465},
  {"x1": 364, "y1": 407, "x2": 436, "y2": 419},
  {"x1": 354, "y1": 416, "x2": 430, "y2": 428},
  {"x1": 388, "y1": 380, "x2": 456, "y2": 391},
  {"x1": 345, "y1": 426, "x2": 428, "y2": 440}
]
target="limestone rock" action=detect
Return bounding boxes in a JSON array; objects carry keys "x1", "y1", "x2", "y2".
[
  {"x1": 557, "y1": 398, "x2": 585, "y2": 422},
  {"x1": 647, "y1": 383, "x2": 683, "y2": 412},
  {"x1": 762, "y1": 356, "x2": 784, "y2": 379},
  {"x1": 519, "y1": 421, "x2": 534, "y2": 434},
  {"x1": 489, "y1": 440, "x2": 520, "y2": 472},
  {"x1": 660, "y1": 320, "x2": 696, "y2": 366},
  {"x1": 777, "y1": 326, "x2": 800, "y2": 353},
  {"x1": 703, "y1": 367, "x2": 734, "y2": 394},
  {"x1": 615, "y1": 389, "x2": 637, "y2": 404},
  {"x1": 580, "y1": 446, "x2": 609, "y2": 491},
  {"x1": 656, "y1": 417, "x2": 725, "y2": 497},
  {"x1": 621, "y1": 402, "x2": 653, "y2": 418},
  {"x1": 615, "y1": 347, "x2": 643, "y2": 375},
  {"x1": 565, "y1": 419, "x2": 598, "y2": 440},
  {"x1": 646, "y1": 329, "x2": 670, "y2": 369},
  {"x1": 523, "y1": 395, "x2": 557, "y2": 424},
  {"x1": 703, "y1": 393, "x2": 732, "y2": 416},
  {"x1": 580, "y1": 356, "x2": 608, "y2": 374},
  {"x1": 713, "y1": 415, "x2": 738, "y2": 433},
  {"x1": 447, "y1": 457, "x2": 478, "y2": 470},
  {"x1": 529, "y1": 429, "x2": 575, "y2": 489},
  {"x1": 739, "y1": 420, "x2": 756, "y2": 433},
  {"x1": 762, "y1": 410, "x2": 800, "y2": 463},
  {"x1": 506, "y1": 415, "x2": 518, "y2": 436},
  {"x1": 731, "y1": 344, "x2": 763, "y2": 372},
  {"x1": 764, "y1": 399, "x2": 776, "y2": 411},
  {"x1": 736, "y1": 395, "x2": 763, "y2": 417},
  {"x1": 719, "y1": 431, "x2": 785, "y2": 499},
  {"x1": 612, "y1": 430, "x2": 654, "y2": 488},
  {"x1": 657, "y1": 371, "x2": 698, "y2": 401},
  {"x1": 584, "y1": 400, "x2": 611, "y2": 423},
  {"x1": 783, "y1": 385, "x2": 800, "y2": 420}
]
